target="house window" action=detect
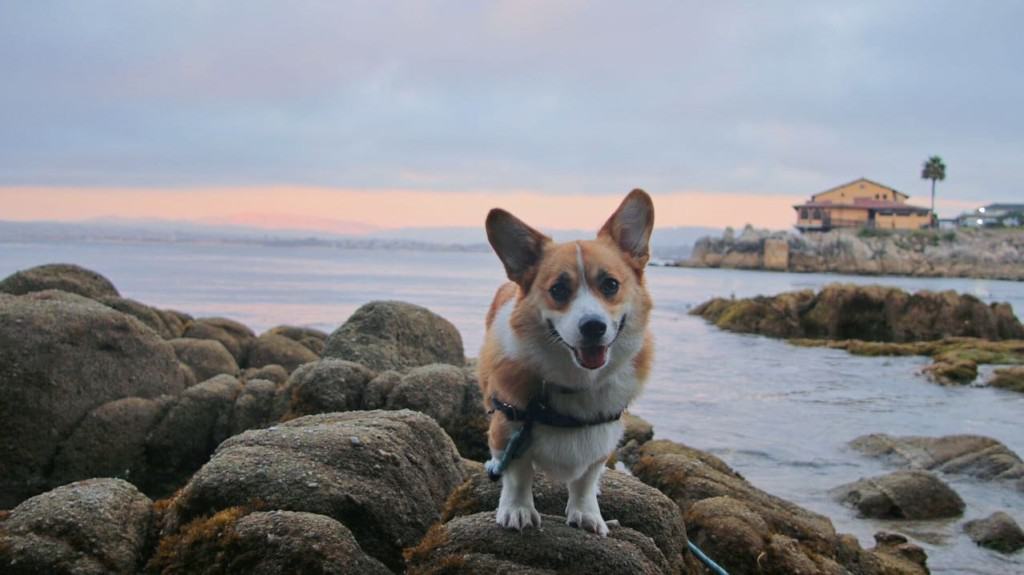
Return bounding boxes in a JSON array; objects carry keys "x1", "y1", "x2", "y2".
[
  {"x1": 800, "y1": 208, "x2": 808, "y2": 219},
  {"x1": 812, "y1": 208, "x2": 822, "y2": 220}
]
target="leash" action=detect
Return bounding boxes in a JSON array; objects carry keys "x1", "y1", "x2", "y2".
[{"x1": 687, "y1": 540, "x2": 730, "y2": 574}]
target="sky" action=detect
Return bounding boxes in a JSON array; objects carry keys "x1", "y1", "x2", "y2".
[{"x1": 1, "y1": 1, "x2": 1020, "y2": 231}]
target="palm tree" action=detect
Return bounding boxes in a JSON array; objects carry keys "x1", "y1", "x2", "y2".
[{"x1": 921, "y1": 155, "x2": 946, "y2": 228}]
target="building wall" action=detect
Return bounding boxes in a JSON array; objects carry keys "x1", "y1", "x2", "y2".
[
  {"x1": 875, "y1": 212, "x2": 930, "y2": 230},
  {"x1": 813, "y1": 180, "x2": 906, "y2": 204}
]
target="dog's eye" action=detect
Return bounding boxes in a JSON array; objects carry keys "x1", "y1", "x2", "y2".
[
  {"x1": 600, "y1": 277, "x2": 619, "y2": 297},
  {"x1": 549, "y1": 282, "x2": 571, "y2": 302}
]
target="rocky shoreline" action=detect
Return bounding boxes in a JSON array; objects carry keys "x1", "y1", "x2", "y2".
[
  {"x1": 1, "y1": 264, "x2": 1022, "y2": 573},
  {"x1": 678, "y1": 227, "x2": 1024, "y2": 281}
]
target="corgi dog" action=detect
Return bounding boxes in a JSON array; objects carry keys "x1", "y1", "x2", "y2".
[{"x1": 478, "y1": 189, "x2": 654, "y2": 537}]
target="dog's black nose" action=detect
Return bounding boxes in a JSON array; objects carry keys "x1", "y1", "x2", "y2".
[{"x1": 579, "y1": 317, "x2": 607, "y2": 341}]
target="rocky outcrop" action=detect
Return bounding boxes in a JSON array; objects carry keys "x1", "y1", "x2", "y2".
[
  {"x1": 831, "y1": 470, "x2": 965, "y2": 519},
  {"x1": 683, "y1": 227, "x2": 1024, "y2": 281},
  {"x1": 181, "y1": 317, "x2": 255, "y2": 365},
  {"x1": 622, "y1": 439, "x2": 929, "y2": 574},
  {"x1": 266, "y1": 325, "x2": 328, "y2": 355},
  {"x1": 285, "y1": 359, "x2": 376, "y2": 415},
  {"x1": 439, "y1": 467, "x2": 702, "y2": 574},
  {"x1": 98, "y1": 296, "x2": 178, "y2": 339},
  {"x1": 169, "y1": 338, "x2": 239, "y2": 382},
  {"x1": 242, "y1": 363, "x2": 289, "y2": 384},
  {"x1": 161, "y1": 410, "x2": 465, "y2": 571},
  {"x1": 0, "y1": 263, "x2": 121, "y2": 299},
  {"x1": 0, "y1": 290, "x2": 187, "y2": 507},
  {"x1": 0, "y1": 478, "x2": 153, "y2": 575},
  {"x1": 963, "y1": 511, "x2": 1024, "y2": 554},
  {"x1": 850, "y1": 433, "x2": 1024, "y2": 491},
  {"x1": 324, "y1": 300, "x2": 465, "y2": 370},
  {"x1": 692, "y1": 283, "x2": 1024, "y2": 342},
  {"x1": 246, "y1": 332, "x2": 319, "y2": 372},
  {"x1": 149, "y1": 509, "x2": 391, "y2": 575},
  {"x1": 989, "y1": 365, "x2": 1024, "y2": 392}
]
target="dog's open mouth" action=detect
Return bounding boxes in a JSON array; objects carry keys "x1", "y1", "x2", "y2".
[{"x1": 573, "y1": 345, "x2": 608, "y2": 370}]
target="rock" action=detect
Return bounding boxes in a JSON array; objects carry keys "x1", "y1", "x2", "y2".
[
  {"x1": 49, "y1": 396, "x2": 174, "y2": 489},
  {"x1": 324, "y1": 300, "x2": 464, "y2": 371},
  {"x1": 243, "y1": 363, "x2": 290, "y2": 385},
  {"x1": 0, "y1": 291, "x2": 186, "y2": 507},
  {"x1": 0, "y1": 263, "x2": 120, "y2": 299},
  {"x1": 98, "y1": 296, "x2": 174, "y2": 338},
  {"x1": 923, "y1": 359, "x2": 978, "y2": 385},
  {"x1": 870, "y1": 532, "x2": 930, "y2": 574},
  {"x1": 831, "y1": 470, "x2": 965, "y2": 519},
  {"x1": 963, "y1": 511, "x2": 1024, "y2": 554},
  {"x1": 155, "y1": 308, "x2": 190, "y2": 339},
  {"x1": 170, "y1": 337, "x2": 239, "y2": 382},
  {"x1": 0, "y1": 478, "x2": 152, "y2": 575},
  {"x1": 849, "y1": 433, "x2": 1024, "y2": 490},
  {"x1": 620, "y1": 412, "x2": 654, "y2": 447},
  {"x1": 404, "y1": 512, "x2": 680, "y2": 575},
  {"x1": 149, "y1": 508, "x2": 390, "y2": 575},
  {"x1": 625, "y1": 439, "x2": 928, "y2": 574},
  {"x1": 266, "y1": 325, "x2": 328, "y2": 354},
  {"x1": 246, "y1": 332, "x2": 319, "y2": 372},
  {"x1": 386, "y1": 365, "x2": 489, "y2": 461},
  {"x1": 989, "y1": 366, "x2": 1024, "y2": 392},
  {"x1": 440, "y1": 468, "x2": 700, "y2": 574},
  {"x1": 163, "y1": 410, "x2": 465, "y2": 572},
  {"x1": 230, "y1": 378, "x2": 283, "y2": 435},
  {"x1": 146, "y1": 374, "x2": 243, "y2": 495},
  {"x1": 182, "y1": 317, "x2": 255, "y2": 364},
  {"x1": 363, "y1": 370, "x2": 402, "y2": 409},
  {"x1": 285, "y1": 359, "x2": 376, "y2": 416},
  {"x1": 692, "y1": 283, "x2": 1024, "y2": 341}
]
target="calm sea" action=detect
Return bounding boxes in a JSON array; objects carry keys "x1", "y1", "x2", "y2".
[{"x1": 2, "y1": 241, "x2": 1022, "y2": 573}]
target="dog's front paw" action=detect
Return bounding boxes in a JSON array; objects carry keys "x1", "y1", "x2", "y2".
[
  {"x1": 496, "y1": 503, "x2": 541, "y2": 531},
  {"x1": 566, "y1": 505, "x2": 608, "y2": 537}
]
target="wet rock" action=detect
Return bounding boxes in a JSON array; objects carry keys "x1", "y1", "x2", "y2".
[
  {"x1": 869, "y1": 532, "x2": 930, "y2": 574},
  {"x1": 246, "y1": 332, "x2": 320, "y2": 372},
  {"x1": 266, "y1": 325, "x2": 329, "y2": 355},
  {"x1": 49, "y1": 396, "x2": 174, "y2": 489},
  {"x1": 620, "y1": 412, "x2": 654, "y2": 447},
  {"x1": 440, "y1": 468, "x2": 700, "y2": 574},
  {"x1": 963, "y1": 511, "x2": 1024, "y2": 554},
  {"x1": 242, "y1": 363, "x2": 289, "y2": 385},
  {"x1": 923, "y1": 359, "x2": 978, "y2": 385},
  {"x1": 0, "y1": 291, "x2": 186, "y2": 507},
  {"x1": 98, "y1": 296, "x2": 174, "y2": 338},
  {"x1": 849, "y1": 433, "x2": 1024, "y2": 490},
  {"x1": 164, "y1": 410, "x2": 465, "y2": 572},
  {"x1": 285, "y1": 358, "x2": 376, "y2": 416},
  {"x1": 988, "y1": 366, "x2": 1024, "y2": 393},
  {"x1": 146, "y1": 374, "x2": 243, "y2": 494},
  {"x1": 404, "y1": 512, "x2": 678, "y2": 575},
  {"x1": 831, "y1": 470, "x2": 965, "y2": 519},
  {"x1": 182, "y1": 317, "x2": 255, "y2": 364},
  {"x1": 625, "y1": 439, "x2": 927, "y2": 574},
  {"x1": 692, "y1": 283, "x2": 1024, "y2": 341},
  {"x1": 0, "y1": 263, "x2": 120, "y2": 299},
  {"x1": 324, "y1": 300, "x2": 464, "y2": 371},
  {"x1": 0, "y1": 478, "x2": 152, "y2": 575},
  {"x1": 230, "y1": 378, "x2": 283, "y2": 435},
  {"x1": 170, "y1": 337, "x2": 239, "y2": 381},
  {"x1": 149, "y1": 508, "x2": 390, "y2": 575}
]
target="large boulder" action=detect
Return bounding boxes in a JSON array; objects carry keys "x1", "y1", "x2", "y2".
[
  {"x1": 0, "y1": 263, "x2": 120, "y2": 299},
  {"x1": 405, "y1": 513, "x2": 680, "y2": 575},
  {"x1": 170, "y1": 337, "x2": 239, "y2": 382},
  {"x1": 230, "y1": 378, "x2": 285, "y2": 435},
  {"x1": 285, "y1": 359, "x2": 376, "y2": 416},
  {"x1": 0, "y1": 291, "x2": 186, "y2": 507},
  {"x1": 324, "y1": 301, "x2": 464, "y2": 371},
  {"x1": 831, "y1": 470, "x2": 965, "y2": 519},
  {"x1": 162, "y1": 410, "x2": 465, "y2": 572},
  {"x1": 182, "y1": 317, "x2": 255, "y2": 364},
  {"x1": 266, "y1": 325, "x2": 328, "y2": 355},
  {"x1": 98, "y1": 296, "x2": 175, "y2": 338},
  {"x1": 692, "y1": 283, "x2": 1024, "y2": 341},
  {"x1": 440, "y1": 468, "x2": 701, "y2": 574},
  {"x1": 988, "y1": 366, "x2": 1024, "y2": 392},
  {"x1": 149, "y1": 509, "x2": 390, "y2": 575},
  {"x1": 0, "y1": 478, "x2": 152, "y2": 575},
  {"x1": 246, "y1": 332, "x2": 319, "y2": 372},
  {"x1": 963, "y1": 511, "x2": 1024, "y2": 554},
  {"x1": 624, "y1": 440, "x2": 928, "y2": 575},
  {"x1": 849, "y1": 433, "x2": 1024, "y2": 491}
]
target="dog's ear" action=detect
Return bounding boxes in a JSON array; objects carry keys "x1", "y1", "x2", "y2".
[
  {"x1": 598, "y1": 189, "x2": 655, "y2": 272},
  {"x1": 486, "y1": 209, "x2": 550, "y2": 287}
]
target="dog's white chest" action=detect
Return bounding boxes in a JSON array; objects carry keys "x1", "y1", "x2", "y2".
[{"x1": 529, "y1": 420, "x2": 623, "y2": 482}]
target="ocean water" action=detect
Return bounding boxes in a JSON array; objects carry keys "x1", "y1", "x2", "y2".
[{"x1": 2, "y1": 241, "x2": 1023, "y2": 573}]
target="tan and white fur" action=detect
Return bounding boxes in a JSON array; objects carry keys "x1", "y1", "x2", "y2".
[{"x1": 478, "y1": 189, "x2": 655, "y2": 537}]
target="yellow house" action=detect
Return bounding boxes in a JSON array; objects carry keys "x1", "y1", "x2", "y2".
[{"x1": 794, "y1": 178, "x2": 931, "y2": 232}]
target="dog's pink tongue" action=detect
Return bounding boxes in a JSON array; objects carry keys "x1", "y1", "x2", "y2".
[{"x1": 577, "y1": 346, "x2": 608, "y2": 370}]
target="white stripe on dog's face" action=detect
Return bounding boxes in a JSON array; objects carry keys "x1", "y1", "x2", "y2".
[{"x1": 541, "y1": 244, "x2": 618, "y2": 358}]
